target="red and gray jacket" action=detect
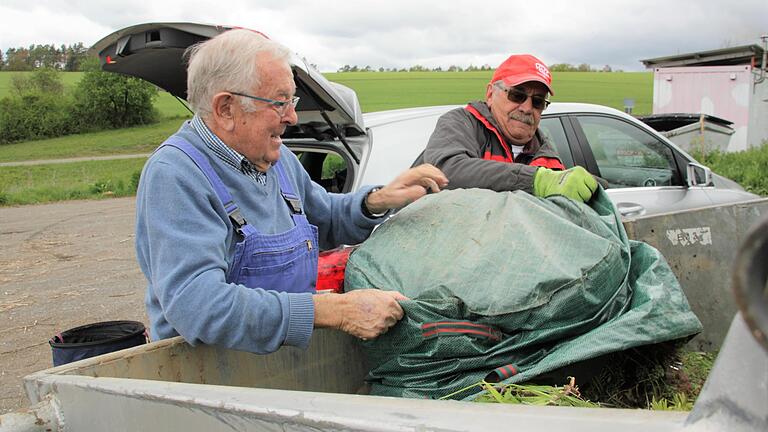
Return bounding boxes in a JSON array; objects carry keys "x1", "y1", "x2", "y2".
[{"x1": 413, "y1": 101, "x2": 564, "y2": 194}]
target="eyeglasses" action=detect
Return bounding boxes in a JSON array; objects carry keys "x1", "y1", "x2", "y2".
[
  {"x1": 229, "y1": 91, "x2": 300, "y2": 116},
  {"x1": 494, "y1": 83, "x2": 550, "y2": 110}
]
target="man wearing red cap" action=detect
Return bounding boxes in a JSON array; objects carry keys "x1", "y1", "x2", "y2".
[{"x1": 413, "y1": 54, "x2": 597, "y2": 202}]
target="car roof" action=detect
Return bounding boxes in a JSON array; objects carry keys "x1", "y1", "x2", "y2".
[{"x1": 363, "y1": 102, "x2": 637, "y2": 128}]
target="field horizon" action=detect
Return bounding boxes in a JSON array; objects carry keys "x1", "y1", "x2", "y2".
[{"x1": 0, "y1": 70, "x2": 654, "y2": 117}]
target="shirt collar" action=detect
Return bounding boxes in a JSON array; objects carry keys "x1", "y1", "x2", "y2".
[{"x1": 190, "y1": 115, "x2": 262, "y2": 174}]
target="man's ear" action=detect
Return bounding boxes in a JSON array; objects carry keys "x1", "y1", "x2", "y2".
[
  {"x1": 211, "y1": 92, "x2": 237, "y2": 132},
  {"x1": 485, "y1": 83, "x2": 495, "y2": 104}
]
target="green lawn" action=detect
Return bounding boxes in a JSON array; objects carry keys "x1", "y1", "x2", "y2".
[
  {"x1": 325, "y1": 71, "x2": 653, "y2": 114},
  {"x1": 0, "y1": 158, "x2": 147, "y2": 205},
  {"x1": 1, "y1": 70, "x2": 652, "y2": 117},
  {"x1": 0, "y1": 118, "x2": 184, "y2": 163}
]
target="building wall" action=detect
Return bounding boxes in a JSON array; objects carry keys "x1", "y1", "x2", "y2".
[
  {"x1": 652, "y1": 65, "x2": 761, "y2": 151},
  {"x1": 748, "y1": 72, "x2": 768, "y2": 149}
]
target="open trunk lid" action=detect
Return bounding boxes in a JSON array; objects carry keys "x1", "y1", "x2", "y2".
[{"x1": 89, "y1": 22, "x2": 365, "y2": 155}]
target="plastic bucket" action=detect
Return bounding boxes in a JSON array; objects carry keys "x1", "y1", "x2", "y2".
[{"x1": 49, "y1": 320, "x2": 148, "y2": 367}]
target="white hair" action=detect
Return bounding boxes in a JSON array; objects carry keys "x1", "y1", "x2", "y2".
[{"x1": 185, "y1": 29, "x2": 292, "y2": 118}]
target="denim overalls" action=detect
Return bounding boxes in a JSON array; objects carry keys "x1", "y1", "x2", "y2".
[{"x1": 162, "y1": 136, "x2": 319, "y2": 293}]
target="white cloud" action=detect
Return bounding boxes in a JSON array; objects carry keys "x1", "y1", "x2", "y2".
[{"x1": 1, "y1": 0, "x2": 766, "y2": 72}]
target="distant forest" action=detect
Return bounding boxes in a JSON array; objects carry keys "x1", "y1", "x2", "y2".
[
  {"x1": 0, "y1": 43, "x2": 621, "y2": 74},
  {"x1": 0, "y1": 43, "x2": 89, "y2": 71},
  {"x1": 335, "y1": 63, "x2": 621, "y2": 73}
]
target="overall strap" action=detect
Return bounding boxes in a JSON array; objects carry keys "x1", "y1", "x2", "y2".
[
  {"x1": 161, "y1": 136, "x2": 256, "y2": 236},
  {"x1": 273, "y1": 161, "x2": 308, "y2": 223}
]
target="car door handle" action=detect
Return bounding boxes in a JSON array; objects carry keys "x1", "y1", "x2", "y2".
[{"x1": 617, "y1": 202, "x2": 645, "y2": 217}]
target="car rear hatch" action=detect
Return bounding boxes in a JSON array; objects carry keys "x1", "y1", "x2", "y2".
[{"x1": 89, "y1": 22, "x2": 365, "y2": 160}]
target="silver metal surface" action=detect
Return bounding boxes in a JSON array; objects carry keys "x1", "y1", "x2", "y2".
[
  {"x1": 42, "y1": 376, "x2": 687, "y2": 432},
  {"x1": 683, "y1": 314, "x2": 768, "y2": 432},
  {"x1": 623, "y1": 198, "x2": 768, "y2": 351}
]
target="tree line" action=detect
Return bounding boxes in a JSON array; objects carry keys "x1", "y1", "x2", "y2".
[
  {"x1": 336, "y1": 63, "x2": 621, "y2": 73},
  {"x1": 1, "y1": 44, "x2": 622, "y2": 74},
  {"x1": 0, "y1": 43, "x2": 89, "y2": 71},
  {"x1": 336, "y1": 64, "x2": 496, "y2": 73}
]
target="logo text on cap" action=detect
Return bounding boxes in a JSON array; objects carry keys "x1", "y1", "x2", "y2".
[{"x1": 535, "y1": 63, "x2": 551, "y2": 80}]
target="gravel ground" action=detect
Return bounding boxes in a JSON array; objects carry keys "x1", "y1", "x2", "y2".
[{"x1": 0, "y1": 197, "x2": 146, "y2": 414}]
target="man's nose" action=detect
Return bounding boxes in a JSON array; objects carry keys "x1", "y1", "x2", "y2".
[
  {"x1": 517, "y1": 95, "x2": 535, "y2": 113},
  {"x1": 282, "y1": 104, "x2": 299, "y2": 125}
]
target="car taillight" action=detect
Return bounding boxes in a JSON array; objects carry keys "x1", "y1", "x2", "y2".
[{"x1": 316, "y1": 245, "x2": 357, "y2": 294}]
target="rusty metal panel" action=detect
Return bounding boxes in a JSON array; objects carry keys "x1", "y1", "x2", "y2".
[{"x1": 623, "y1": 198, "x2": 768, "y2": 351}]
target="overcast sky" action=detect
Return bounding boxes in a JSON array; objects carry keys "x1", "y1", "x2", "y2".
[{"x1": 1, "y1": 0, "x2": 766, "y2": 72}]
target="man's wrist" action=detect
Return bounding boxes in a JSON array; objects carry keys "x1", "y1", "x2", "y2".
[{"x1": 362, "y1": 187, "x2": 388, "y2": 218}]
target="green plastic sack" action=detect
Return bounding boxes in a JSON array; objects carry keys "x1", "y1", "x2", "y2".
[{"x1": 344, "y1": 188, "x2": 702, "y2": 399}]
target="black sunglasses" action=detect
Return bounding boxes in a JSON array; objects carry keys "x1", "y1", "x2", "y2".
[{"x1": 496, "y1": 84, "x2": 550, "y2": 110}]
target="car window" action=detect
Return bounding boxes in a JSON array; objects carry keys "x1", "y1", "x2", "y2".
[
  {"x1": 576, "y1": 116, "x2": 683, "y2": 188},
  {"x1": 539, "y1": 117, "x2": 574, "y2": 167},
  {"x1": 295, "y1": 151, "x2": 348, "y2": 193}
]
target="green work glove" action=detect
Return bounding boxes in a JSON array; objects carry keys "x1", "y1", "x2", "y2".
[{"x1": 533, "y1": 166, "x2": 598, "y2": 202}]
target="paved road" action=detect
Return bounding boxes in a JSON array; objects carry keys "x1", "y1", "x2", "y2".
[
  {"x1": 0, "y1": 154, "x2": 151, "y2": 167},
  {"x1": 0, "y1": 197, "x2": 146, "y2": 414}
]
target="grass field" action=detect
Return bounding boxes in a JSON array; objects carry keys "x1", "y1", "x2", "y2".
[
  {"x1": 0, "y1": 158, "x2": 147, "y2": 205},
  {"x1": 0, "y1": 118, "x2": 182, "y2": 163},
  {"x1": 326, "y1": 71, "x2": 653, "y2": 114},
  {"x1": 1, "y1": 70, "x2": 652, "y2": 117}
]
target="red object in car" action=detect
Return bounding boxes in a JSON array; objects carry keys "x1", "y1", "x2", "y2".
[{"x1": 316, "y1": 246, "x2": 356, "y2": 294}]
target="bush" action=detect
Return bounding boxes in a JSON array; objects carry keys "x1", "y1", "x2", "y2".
[
  {"x1": 130, "y1": 170, "x2": 142, "y2": 192},
  {"x1": 11, "y1": 68, "x2": 65, "y2": 96},
  {"x1": 0, "y1": 68, "x2": 74, "y2": 144},
  {"x1": 72, "y1": 66, "x2": 159, "y2": 131},
  {"x1": 0, "y1": 65, "x2": 160, "y2": 144},
  {"x1": 693, "y1": 144, "x2": 768, "y2": 196},
  {"x1": 0, "y1": 93, "x2": 74, "y2": 144}
]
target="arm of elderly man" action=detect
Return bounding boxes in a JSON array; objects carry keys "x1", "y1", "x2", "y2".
[
  {"x1": 414, "y1": 107, "x2": 562, "y2": 194},
  {"x1": 136, "y1": 135, "x2": 445, "y2": 354}
]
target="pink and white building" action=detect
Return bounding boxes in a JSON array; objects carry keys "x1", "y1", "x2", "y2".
[{"x1": 642, "y1": 38, "x2": 767, "y2": 153}]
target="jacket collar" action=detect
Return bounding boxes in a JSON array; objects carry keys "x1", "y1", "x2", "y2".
[{"x1": 467, "y1": 100, "x2": 542, "y2": 154}]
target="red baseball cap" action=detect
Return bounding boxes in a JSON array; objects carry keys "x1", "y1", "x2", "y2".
[{"x1": 491, "y1": 54, "x2": 554, "y2": 95}]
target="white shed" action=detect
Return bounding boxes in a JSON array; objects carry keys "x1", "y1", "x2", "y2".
[{"x1": 641, "y1": 37, "x2": 767, "y2": 152}]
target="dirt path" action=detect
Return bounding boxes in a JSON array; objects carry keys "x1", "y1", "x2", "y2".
[
  {"x1": 0, "y1": 154, "x2": 151, "y2": 167},
  {"x1": 0, "y1": 197, "x2": 146, "y2": 414}
]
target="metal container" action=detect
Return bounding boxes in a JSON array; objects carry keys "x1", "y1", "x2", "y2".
[{"x1": 6, "y1": 200, "x2": 768, "y2": 432}]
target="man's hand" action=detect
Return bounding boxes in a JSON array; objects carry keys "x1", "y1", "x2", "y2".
[
  {"x1": 533, "y1": 166, "x2": 598, "y2": 202},
  {"x1": 364, "y1": 164, "x2": 448, "y2": 214},
  {"x1": 314, "y1": 290, "x2": 408, "y2": 340}
]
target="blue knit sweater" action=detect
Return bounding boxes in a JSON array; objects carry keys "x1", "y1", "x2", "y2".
[{"x1": 135, "y1": 121, "x2": 382, "y2": 353}]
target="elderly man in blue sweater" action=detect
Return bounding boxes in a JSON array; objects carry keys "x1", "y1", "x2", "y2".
[{"x1": 135, "y1": 29, "x2": 448, "y2": 354}]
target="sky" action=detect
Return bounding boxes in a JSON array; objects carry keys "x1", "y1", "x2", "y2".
[{"x1": 1, "y1": 0, "x2": 766, "y2": 72}]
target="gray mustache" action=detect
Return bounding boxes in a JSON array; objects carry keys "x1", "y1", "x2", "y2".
[{"x1": 509, "y1": 111, "x2": 534, "y2": 125}]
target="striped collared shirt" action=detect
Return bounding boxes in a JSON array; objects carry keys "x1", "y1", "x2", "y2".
[{"x1": 190, "y1": 115, "x2": 267, "y2": 186}]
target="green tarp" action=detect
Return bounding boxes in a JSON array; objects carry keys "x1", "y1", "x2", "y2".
[{"x1": 344, "y1": 188, "x2": 702, "y2": 399}]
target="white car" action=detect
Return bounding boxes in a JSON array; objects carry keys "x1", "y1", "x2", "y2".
[{"x1": 92, "y1": 23, "x2": 758, "y2": 218}]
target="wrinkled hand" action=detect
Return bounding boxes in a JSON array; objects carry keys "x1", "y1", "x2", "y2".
[
  {"x1": 313, "y1": 289, "x2": 408, "y2": 340},
  {"x1": 365, "y1": 164, "x2": 448, "y2": 214},
  {"x1": 533, "y1": 166, "x2": 598, "y2": 202}
]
